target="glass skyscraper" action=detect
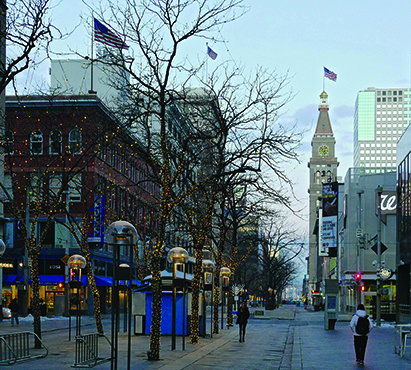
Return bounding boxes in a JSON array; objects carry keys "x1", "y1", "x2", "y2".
[{"x1": 354, "y1": 87, "x2": 410, "y2": 173}]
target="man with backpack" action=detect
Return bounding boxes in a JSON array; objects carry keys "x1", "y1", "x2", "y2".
[{"x1": 349, "y1": 303, "x2": 374, "y2": 365}]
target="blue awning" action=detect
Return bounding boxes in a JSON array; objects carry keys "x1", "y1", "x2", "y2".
[
  {"x1": 19, "y1": 275, "x2": 87, "y2": 286},
  {"x1": 4, "y1": 275, "x2": 18, "y2": 284},
  {"x1": 94, "y1": 276, "x2": 112, "y2": 287},
  {"x1": 13, "y1": 275, "x2": 140, "y2": 287}
]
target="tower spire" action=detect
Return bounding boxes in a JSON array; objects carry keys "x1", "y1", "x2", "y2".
[{"x1": 315, "y1": 91, "x2": 333, "y2": 134}]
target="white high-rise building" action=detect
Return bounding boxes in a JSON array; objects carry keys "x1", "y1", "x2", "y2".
[
  {"x1": 50, "y1": 57, "x2": 129, "y2": 109},
  {"x1": 354, "y1": 87, "x2": 410, "y2": 173}
]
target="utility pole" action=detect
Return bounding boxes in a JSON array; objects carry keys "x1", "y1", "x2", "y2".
[
  {"x1": 376, "y1": 185, "x2": 383, "y2": 327},
  {"x1": 23, "y1": 200, "x2": 29, "y2": 316},
  {"x1": 357, "y1": 190, "x2": 364, "y2": 306},
  {"x1": 63, "y1": 191, "x2": 70, "y2": 317}
]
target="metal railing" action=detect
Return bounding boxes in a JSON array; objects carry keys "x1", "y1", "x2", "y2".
[
  {"x1": 72, "y1": 332, "x2": 111, "y2": 368},
  {"x1": 399, "y1": 304, "x2": 410, "y2": 316},
  {"x1": 0, "y1": 331, "x2": 48, "y2": 366}
]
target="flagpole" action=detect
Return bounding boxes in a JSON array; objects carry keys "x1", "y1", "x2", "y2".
[
  {"x1": 89, "y1": 15, "x2": 95, "y2": 94},
  {"x1": 206, "y1": 42, "x2": 209, "y2": 82}
]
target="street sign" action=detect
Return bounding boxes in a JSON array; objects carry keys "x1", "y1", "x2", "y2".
[
  {"x1": 371, "y1": 242, "x2": 387, "y2": 255},
  {"x1": 61, "y1": 254, "x2": 70, "y2": 265}
]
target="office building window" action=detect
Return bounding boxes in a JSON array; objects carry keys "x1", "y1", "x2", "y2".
[
  {"x1": 394, "y1": 91, "x2": 397, "y2": 95},
  {"x1": 377, "y1": 98, "x2": 381, "y2": 102},
  {"x1": 69, "y1": 129, "x2": 82, "y2": 154},
  {"x1": 383, "y1": 98, "x2": 386, "y2": 102},
  {"x1": 49, "y1": 130, "x2": 62, "y2": 155},
  {"x1": 4, "y1": 130, "x2": 14, "y2": 154},
  {"x1": 49, "y1": 173, "x2": 62, "y2": 201},
  {"x1": 30, "y1": 130, "x2": 43, "y2": 155}
]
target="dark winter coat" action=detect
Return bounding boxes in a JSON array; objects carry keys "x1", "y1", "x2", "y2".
[
  {"x1": 8, "y1": 300, "x2": 20, "y2": 313},
  {"x1": 237, "y1": 305, "x2": 250, "y2": 325}
]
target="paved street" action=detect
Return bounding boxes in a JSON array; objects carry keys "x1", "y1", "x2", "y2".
[{"x1": 0, "y1": 305, "x2": 408, "y2": 369}]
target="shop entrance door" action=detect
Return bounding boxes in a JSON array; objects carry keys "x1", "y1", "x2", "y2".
[
  {"x1": 46, "y1": 291, "x2": 54, "y2": 315},
  {"x1": 362, "y1": 292, "x2": 376, "y2": 317},
  {"x1": 46, "y1": 291, "x2": 64, "y2": 316}
]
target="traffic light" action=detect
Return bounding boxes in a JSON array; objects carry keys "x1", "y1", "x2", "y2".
[
  {"x1": 355, "y1": 272, "x2": 362, "y2": 282},
  {"x1": 361, "y1": 285, "x2": 366, "y2": 292},
  {"x1": 58, "y1": 281, "x2": 65, "y2": 289}
]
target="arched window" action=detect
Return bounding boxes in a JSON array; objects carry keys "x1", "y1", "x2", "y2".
[
  {"x1": 4, "y1": 130, "x2": 14, "y2": 154},
  {"x1": 315, "y1": 171, "x2": 321, "y2": 184},
  {"x1": 69, "y1": 129, "x2": 82, "y2": 154},
  {"x1": 49, "y1": 130, "x2": 62, "y2": 154},
  {"x1": 30, "y1": 129, "x2": 43, "y2": 155}
]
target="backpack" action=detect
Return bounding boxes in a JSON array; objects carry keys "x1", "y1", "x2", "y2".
[{"x1": 356, "y1": 315, "x2": 370, "y2": 335}]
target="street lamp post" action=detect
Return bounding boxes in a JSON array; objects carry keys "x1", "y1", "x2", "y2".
[
  {"x1": 67, "y1": 254, "x2": 86, "y2": 337},
  {"x1": 0, "y1": 239, "x2": 6, "y2": 322},
  {"x1": 202, "y1": 259, "x2": 215, "y2": 338},
  {"x1": 376, "y1": 185, "x2": 383, "y2": 327},
  {"x1": 167, "y1": 247, "x2": 189, "y2": 351},
  {"x1": 105, "y1": 221, "x2": 138, "y2": 370},
  {"x1": 119, "y1": 263, "x2": 130, "y2": 333},
  {"x1": 220, "y1": 267, "x2": 231, "y2": 330}
]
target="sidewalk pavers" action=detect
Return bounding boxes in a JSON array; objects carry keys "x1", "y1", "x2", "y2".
[{"x1": 1, "y1": 305, "x2": 409, "y2": 369}]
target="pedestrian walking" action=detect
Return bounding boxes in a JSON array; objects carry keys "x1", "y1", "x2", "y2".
[
  {"x1": 9, "y1": 298, "x2": 20, "y2": 326},
  {"x1": 349, "y1": 303, "x2": 373, "y2": 365},
  {"x1": 236, "y1": 302, "x2": 250, "y2": 342}
]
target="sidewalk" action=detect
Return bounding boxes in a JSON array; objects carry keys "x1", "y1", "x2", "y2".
[{"x1": 0, "y1": 305, "x2": 408, "y2": 369}]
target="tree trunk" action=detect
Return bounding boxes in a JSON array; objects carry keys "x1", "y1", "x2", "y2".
[
  {"x1": 189, "y1": 249, "x2": 203, "y2": 344},
  {"x1": 86, "y1": 265, "x2": 104, "y2": 333},
  {"x1": 30, "y1": 251, "x2": 42, "y2": 348},
  {"x1": 148, "y1": 255, "x2": 162, "y2": 360},
  {"x1": 213, "y1": 263, "x2": 221, "y2": 334},
  {"x1": 226, "y1": 276, "x2": 234, "y2": 327}
]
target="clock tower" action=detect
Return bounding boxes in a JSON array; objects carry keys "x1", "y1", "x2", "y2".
[{"x1": 307, "y1": 91, "x2": 339, "y2": 299}]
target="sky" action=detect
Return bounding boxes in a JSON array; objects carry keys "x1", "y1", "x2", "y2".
[{"x1": 14, "y1": 0, "x2": 411, "y2": 275}]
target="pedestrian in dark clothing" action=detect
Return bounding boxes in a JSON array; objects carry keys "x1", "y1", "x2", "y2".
[
  {"x1": 349, "y1": 303, "x2": 373, "y2": 365},
  {"x1": 9, "y1": 298, "x2": 20, "y2": 326},
  {"x1": 237, "y1": 302, "x2": 250, "y2": 342}
]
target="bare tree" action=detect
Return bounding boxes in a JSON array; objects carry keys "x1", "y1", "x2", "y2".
[
  {"x1": 257, "y1": 217, "x2": 305, "y2": 308},
  {"x1": 86, "y1": 0, "x2": 247, "y2": 360},
  {"x1": 0, "y1": 93, "x2": 129, "y2": 344},
  {"x1": 87, "y1": 0, "x2": 305, "y2": 359},
  {"x1": 1, "y1": 0, "x2": 66, "y2": 94}
]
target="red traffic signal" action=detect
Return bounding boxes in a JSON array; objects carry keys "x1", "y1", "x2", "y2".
[
  {"x1": 355, "y1": 273, "x2": 362, "y2": 281},
  {"x1": 361, "y1": 285, "x2": 366, "y2": 292}
]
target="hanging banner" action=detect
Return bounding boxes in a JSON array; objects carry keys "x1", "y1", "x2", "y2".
[{"x1": 321, "y1": 182, "x2": 339, "y2": 252}]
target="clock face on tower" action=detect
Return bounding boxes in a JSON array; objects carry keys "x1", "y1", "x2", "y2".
[{"x1": 318, "y1": 145, "x2": 329, "y2": 157}]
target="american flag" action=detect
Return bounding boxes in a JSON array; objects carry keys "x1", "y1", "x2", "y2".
[
  {"x1": 207, "y1": 46, "x2": 218, "y2": 60},
  {"x1": 94, "y1": 18, "x2": 129, "y2": 50},
  {"x1": 324, "y1": 67, "x2": 337, "y2": 82}
]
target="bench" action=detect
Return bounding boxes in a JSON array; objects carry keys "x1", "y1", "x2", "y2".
[
  {"x1": 0, "y1": 331, "x2": 49, "y2": 366},
  {"x1": 72, "y1": 333, "x2": 112, "y2": 368},
  {"x1": 395, "y1": 324, "x2": 411, "y2": 356}
]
